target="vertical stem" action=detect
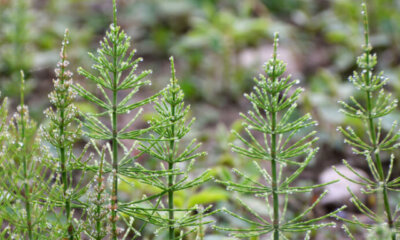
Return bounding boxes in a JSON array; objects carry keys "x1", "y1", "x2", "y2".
[
  {"x1": 111, "y1": 1, "x2": 118, "y2": 238},
  {"x1": 362, "y1": 3, "x2": 395, "y2": 239},
  {"x1": 111, "y1": 43, "x2": 119, "y2": 240},
  {"x1": 20, "y1": 72, "x2": 32, "y2": 239},
  {"x1": 168, "y1": 57, "x2": 177, "y2": 240},
  {"x1": 96, "y1": 150, "x2": 105, "y2": 240},
  {"x1": 168, "y1": 161, "x2": 174, "y2": 240},
  {"x1": 365, "y1": 73, "x2": 395, "y2": 239},
  {"x1": 271, "y1": 110, "x2": 279, "y2": 240},
  {"x1": 270, "y1": 34, "x2": 279, "y2": 240},
  {"x1": 59, "y1": 34, "x2": 73, "y2": 240},
  {"x1": 111, "y1": 72, "x2": 118, "y2": 240},
  {"x1": 365, "y1": 76, "x2": 395, "y2": 240}
]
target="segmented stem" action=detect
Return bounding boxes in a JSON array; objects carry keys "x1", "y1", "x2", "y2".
[
  {"x1": 362, "y1": 3, "x2": 395, "y2": 239},
  {"x1": 96, "y1": 149, "x2": 105, "y2": 240},
  {"x1": 111, "y1": 0, "x2": 119, "y2": 238},
  {"x1": 270, "y1": 34, "x2": 280, "y2": 240},
  {"x1": 168, "y1": 57, "x2": 177, "y2": 240},
  {"x1": 59, "y1": 30, "x2": 74, "y2": 240}
]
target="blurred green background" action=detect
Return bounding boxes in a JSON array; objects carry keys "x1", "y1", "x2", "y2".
[{"x1": 1, "y1": 0, "x2": 400, "y2": 239}]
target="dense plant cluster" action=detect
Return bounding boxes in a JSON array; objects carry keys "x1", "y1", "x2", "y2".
[{"x1": 0, "y1": 0, "x2": 399, "y2": 239}]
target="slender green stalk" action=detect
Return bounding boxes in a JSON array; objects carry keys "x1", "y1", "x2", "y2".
[
  {"x1": 269, "y1": 40, "x2": 279, "y2": 240},
  {"x1": 337, "y1": 2, "x2": 399, "y2": 239},
  {"x1": 362, "y1": 10, "x2": 394, "y2": 237},
  {"x1": 58, "y1": 31, "x2": 73, "y2": 240},
  {"x1": 168, "y1": 62, "x2": 177, "y2": 240},
  {"x1": 362, "y1": 1, "x2": 393, "y2": 237},
  {"x1": 271, "y1": 110, "x2": 279, "y2": 240},
  {"x1": 20, "y1": 71, "x2": 33, "y2": 240},
  {"x1": 96, "y1": 148, "x2": 106, "y2": 240},
  {"x1": 111, "y1": 2, "x2": 119, "y2": 238},
  {"x1": 168, "y1": 161, "x2": 174, "y2": 240}
]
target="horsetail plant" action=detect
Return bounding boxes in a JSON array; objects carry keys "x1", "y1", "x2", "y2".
[
  {"x1": 73, "y1": 0, "x2": 158, "y2": 238},
  {"x1": 42, "y1": 29, "x2": 89, "y2": 239},
  {"x1": 336, "y1": 2, "x2": 400, "y2": 239},
  {"x1": 216, "y1": 33, "x2": 344, "y2": 239},
  {"x1": 119, "y1": 57, "x2": 214, "y2": 240},
  {"x1": 0, "y1": 73, "x2": 54, "y2": 239},
  {"x1": 84, "y1": 144, "x2": 110, "y2": 239}
]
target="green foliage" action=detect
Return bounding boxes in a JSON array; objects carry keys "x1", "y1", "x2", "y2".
[
  {"x1": 84, "y1": 145, "x2": 110, "y2": 240},
  {"x1": 73, "y1": 0, "x2": 158, "y2": 238},
  {"x1": 42, "y1": 29, "x2": 91, "y2": 239},
  {"x1": 215, "y1": 33, "x2": 343, "y2": 239},
  {"x1": 0, "y1": 93, "x2": 9, "y2": 236},
  {"x1": 1, "y1": 0, "x2": 400, "y2": 239},
  {"x1": 120, "y1": 57, "x2": 215, "y2": 240},
  {"x1": 0, "y1": 93, "x2": 8, "y2": 156},
  {"x1": 336, "y1": 2, "x2": 400, "y2": 239},
  {"x1": 174, "y1": 3, "x2": 270, "y2": 103},
  {"x1": 0, "y1": 74, "x2": 56, "y2": 239}
]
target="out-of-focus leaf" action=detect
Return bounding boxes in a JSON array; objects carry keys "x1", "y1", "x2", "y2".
[{"x1": 187, "y1": 188, "x2": 228, "y2": 208}]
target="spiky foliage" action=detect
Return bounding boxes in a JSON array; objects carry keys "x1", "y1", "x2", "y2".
[
  {"x1": 119, "y1": 57, "x2": 214, "y2": 239},
  {"x1": 84, "y1": 144, "x2": 110, "y2": 240},
  {"x1": 0, "y1": 73, "x2": 55, "y2": 239},
  {"x1": 215, "y1": 33, "x2": 343, "y2": 239},
  {"x1": 73, "y1": 0, "x2": 157, "y2": 238},
  {"x1": 42, "y1": 29, "x2": 91, "y2": 239},
  {"x1": 336, "y1": 2, "x2": 400, "y2": 239}
]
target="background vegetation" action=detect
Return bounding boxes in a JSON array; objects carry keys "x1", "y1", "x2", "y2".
[{"x1": 1, "y1": 0, "x2": 400, "y2": 239}]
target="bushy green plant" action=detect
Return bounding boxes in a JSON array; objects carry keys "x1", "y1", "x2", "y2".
[
  {"x1": 119, "y1": 57, "x2": 214, "y2": 240},
  {"x1": 2, "y1": 0, "x2": 400, "y2": 239},
  {"x1": 336, "y1": 2, "x2": 400, "y2": 239},
  {"x1": 83, "y1": 144, "x2": 111, "y2": 239},
  {"x1": 73, "y1": 0, "x2": 159, "y2": 238},
  {"x1": 215, "y1": 33, "x2": 344, "y2": 239},
  {"x1": 0, "y1": 73, "x2": 55, "y2": 239},
  {"x1": 42, "y1": 29, "x2": 92, "y2": 239}
]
